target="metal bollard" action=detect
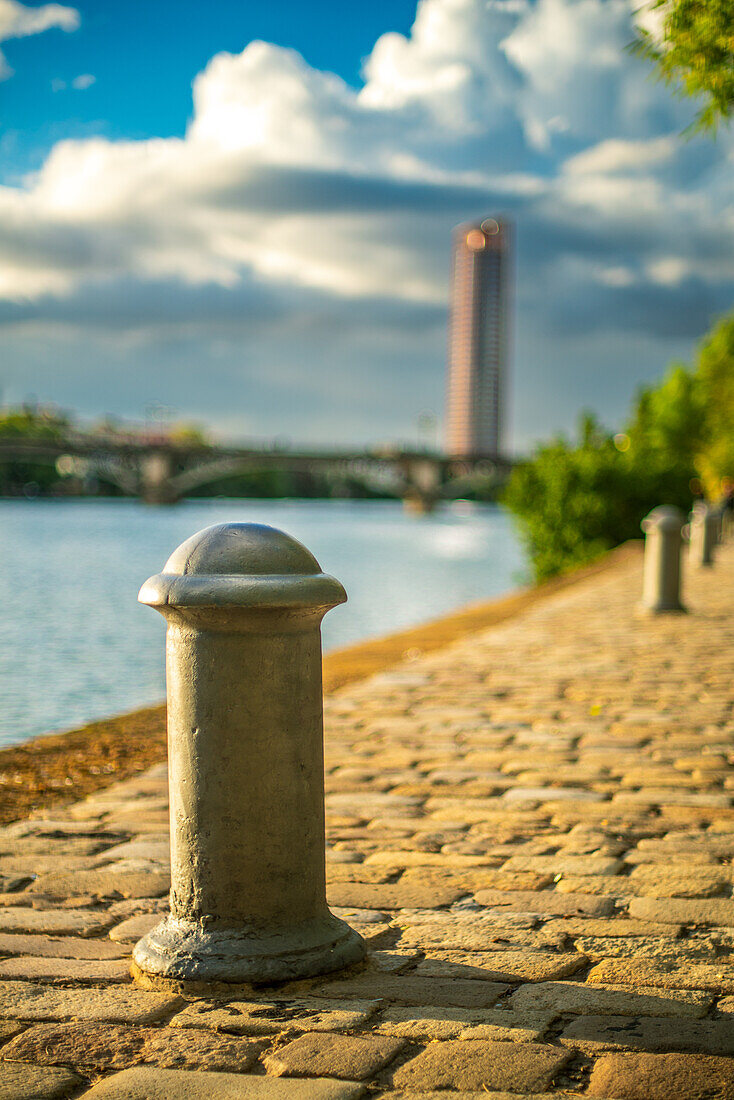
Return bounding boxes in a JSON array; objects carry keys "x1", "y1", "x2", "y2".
[
  {"x1": 688, "y1": 503, "x2": 717, "y2": 567},
  {"x1": 132, "y1": 523, "x2": 366, "y2": 989},
  {"x1": 640, "y1": 506, "x2": 686, "y2": 614}
]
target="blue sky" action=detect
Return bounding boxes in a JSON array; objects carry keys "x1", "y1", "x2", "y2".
[
  {"x1": 0, "y1": 0, "x2": 732, "y2": 451},
  {"x1": 0, "y1": 1, "x2": 419, "y2": 179}
]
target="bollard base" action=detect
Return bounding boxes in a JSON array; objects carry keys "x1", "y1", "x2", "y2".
[
  {"x1": 636, "y1": 601, "x2": 687, "y2": 616},
  {"x1": 132, "y1": 911, "x2": 366, "y2": 988}
]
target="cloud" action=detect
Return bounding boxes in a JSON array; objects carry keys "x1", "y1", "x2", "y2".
[
  {"x1": 53, "y1": 73, "x2": 95, "y2": 92},
  {"x1": 564, "y1": 135, "x2": 678, "y2": 176},
  {"x1": 0, "y1": 0, "x2": 732, "y2": 448},
  {"x1": 631, "y1": 0, "x2": 667, "y2": 45},
  {"x1": 506, "y1": 0, "x2": 703, "y2": 156},
  {"x1": 0, "y1": 0, "x2": 79, "y2": 80}
]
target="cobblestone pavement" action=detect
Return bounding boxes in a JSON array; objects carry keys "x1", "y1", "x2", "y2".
[{"x1": 1, "y1": 544, "x2": 734, "y2": 1098}]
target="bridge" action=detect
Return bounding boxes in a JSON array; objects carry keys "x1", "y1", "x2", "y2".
[{"x1": 0, "y1": 433, "x2": 512, "y2": 511}]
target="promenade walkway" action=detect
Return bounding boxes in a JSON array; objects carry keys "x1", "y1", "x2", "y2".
[{"x1": 1, "y1": 542, "x2": 733, "y2": 1099}]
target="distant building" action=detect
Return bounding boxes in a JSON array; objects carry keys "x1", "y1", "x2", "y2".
[{"x1": 445, "y1": 217, "x2": 510, "y2": 457}]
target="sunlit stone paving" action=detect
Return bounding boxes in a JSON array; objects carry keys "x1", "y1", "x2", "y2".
[{"x1": 1, "y1": 543, "x2": 734, "y2": 1098}]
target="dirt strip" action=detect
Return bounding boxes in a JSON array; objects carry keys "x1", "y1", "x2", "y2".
[{"x1": 0, "y1": 541, "x2": 641, "y2": 825}]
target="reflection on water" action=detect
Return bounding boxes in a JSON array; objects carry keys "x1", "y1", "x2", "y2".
[
  {"x1": 427, "y1": 521, "x2": 489, "y2": 559},
  {"x1": 0, "y1": 498, "x2": 526, "y2": 747}
]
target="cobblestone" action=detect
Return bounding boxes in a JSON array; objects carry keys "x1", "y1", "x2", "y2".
[
  {"x1": 628, "y1": 896, "x2": 734, "y2": 925},
  {"x1": 0, "y1": 980, "x2": 180, "y2": 1023},
  {"x1": 0, "y1": 1062, "x2": 81, "y2": 1099},
  {"x1": 587, "y1": 956, "x2": 734, "y2": 993},
  {"x1": 0, "y1": 957, "x2": 131, "y2": 983},
  {"x1": 415, "y1": 949, "x2": 587, "y2": 982},
  {"x1": 394, "y1": 916, "x2": 568, "y2": 951},
  {"x1": 313, "y1": 973, "x2": 510, "y2": 1008},
  {"x1": 559, "y1": 1014, "x2": 734, "y2": 1054},
  {"x1": 169, "y1": 998, "x2": 381, "y2": 1035},
  {"x1": 586, "y1": 1051, "x2": 734, "y2": 1098},
  {"x1": 28, "y1": 870, "x2": 170, "y2": 899},
  {"x1": 377, "y1": 1094, "x2": 575, "y2": 1100},
  {"x1": 508, "y1": 979, "x2": 713, "y2": 1018},
  {"x1": 389, "y1": 1039, "x2": 572, "y2": 1092},
  {"x1": 0, "y1": 908, "x2": 113, "y2": 936},
  {"x1": 108, "y1": 913, "x2": 158, "y2": 942},
  {"x1": 1, "y1": 1022, "x2": 264, "y2": 1072},
  {"x1": 2, "y1": 544, "x2": 734, "y2": 1096},
  {"x1": 264, "y1": 1033, "x2": 404, "y2": 1080},
  {"x1": 325, "y1": 882, "x2": 465, "y2": 909},
  {"x1": 0, "y1": 932, "x2": 129, "y2": 958},
  {"x1": 79, "y1": 1068, "x2": 367, "y2": 1098},
  {"x1": 374, "y1": 1006, "x2": 551, "y2": 1041},
  {"x1": 472, "y1": 888, "x2": 616, "y2": 916}
]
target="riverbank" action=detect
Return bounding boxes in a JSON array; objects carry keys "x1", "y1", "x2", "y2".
[{"x1": 0, "y1": 541, "x2": 640, "y2": 825}]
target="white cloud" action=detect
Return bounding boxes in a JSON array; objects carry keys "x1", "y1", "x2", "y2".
[
  {"x1": 51, "y1": 73, "x2": 95, "y2": 93},
  {"x1": 502, "y1": 0, "x2": 691, "y2": 150},
  {"x1": 0, "y1": 0, "x2": 79, "y2": 80},
  {"x1": 646, "y1": 257, "x2": 689, "y2": 285},
  {"x1": 565, "y1": 135, "x2": 678, "y2": 175},
  {"x1": 0, "y1": 0, "x2": 78, "y2": 37},
  {"x1": 361, "y1": 0, "x2": 524, "y2": 129},
  {"x1": 597, "y1": 265, "x2": 637, "y2": 288},
  {"x1": 0, "y1": 0, "x2": 731, "y2": 447},
  {"x1": 631, "y1": 0, "x2": 667, "y2": 45}
]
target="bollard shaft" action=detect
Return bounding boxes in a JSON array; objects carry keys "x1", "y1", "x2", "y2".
[
  {"x1": 689, "y1": 504, "x2": 716, "y2": 567},
  {"x1": 167, "y1": 621, "x2": 328, "y2": 926}
]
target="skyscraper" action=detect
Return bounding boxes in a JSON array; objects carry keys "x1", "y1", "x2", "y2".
[{"x1": 445, "y1": 217, "x2": 510, "y2": 457}]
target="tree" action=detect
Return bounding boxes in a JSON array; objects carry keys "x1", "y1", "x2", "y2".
[
  {"x1": 626, "y1": 362, "x2": 704, "y2": 473},
  {"x1": 503, "y1": 311, "x2": 734, "y2": 582},
  {"x1": 633, "y1": 0, "x2": 734, "y2": 132},
  {"x1": 695, "y1": 314, "x2": 734, "y2": 494},
  {"x1": 503, "y1": 412, "x2": 691, "y2": 581}
]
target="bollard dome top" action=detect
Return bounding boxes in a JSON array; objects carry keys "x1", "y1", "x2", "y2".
[
  {"x1": 641, "y1": 505, "x2": 684, "y2": 534},
  {"x1": 139, "y1": 523, "x2": 346, "y2": 611}
]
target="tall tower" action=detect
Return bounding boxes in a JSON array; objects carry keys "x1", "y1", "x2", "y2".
[{"x1": 445, "y1": 217, "x2": 510, "y2": 457}]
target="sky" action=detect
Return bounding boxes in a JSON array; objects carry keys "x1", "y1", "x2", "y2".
[{"x1": 0, "y1": 0, "x2": 732, "y2": 453}]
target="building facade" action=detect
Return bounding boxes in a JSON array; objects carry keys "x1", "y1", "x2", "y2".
[{"x1": 445, "y1": 217, "x2": 510, "y2": 458}]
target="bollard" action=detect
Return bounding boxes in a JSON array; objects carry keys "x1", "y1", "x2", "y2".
[
  {"x1": 132, "y1": 523, "x2": 366, "y2": 989},
  {"x1": 721, "y1": 508, "x2": 734, "y2": 544},
  {"x1": 688, "y1": 502, "x2": 717, "y2": 567},
  {"x1": 640, "y1": 506, "x2": 686, "y2": 614}
]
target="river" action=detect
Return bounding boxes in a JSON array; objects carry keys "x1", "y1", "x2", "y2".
[{"x1": 0, "y1": 498, "x2": 527, "y2": 747}]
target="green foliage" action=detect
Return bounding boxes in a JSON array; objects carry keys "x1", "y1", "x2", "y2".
[
  {"x1": 695, "y1": 314, "x2": 734, "y2": 493},
  {"x1": 0, "y1": 406, "x2": 72, "y2": 496},
  {"x1": 0, "y1": 461, "x2": 62, "y2": 497},
  {"x1": 627, "y1": 363, "x2": 704, "y2": 461},
  {"x1": 503, "y1": 314, "x2": 734, "y2": 581},
  {"x1": 167, "y1": 422, "x2": 210, "y2": 448},
  {"x1": 503, "y1": 412, "x2": 692, "y2": 582},
  {"x1": 0, "y1": 405, "x2": 70, "y2": 441},
  {"x1": 633, "y1": 0, "x2": 734, "y2": 132}
]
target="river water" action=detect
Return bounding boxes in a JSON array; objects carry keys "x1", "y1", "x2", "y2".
[{"x1": 0, "y1": 498, "x2": 526, "y2": 747}]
